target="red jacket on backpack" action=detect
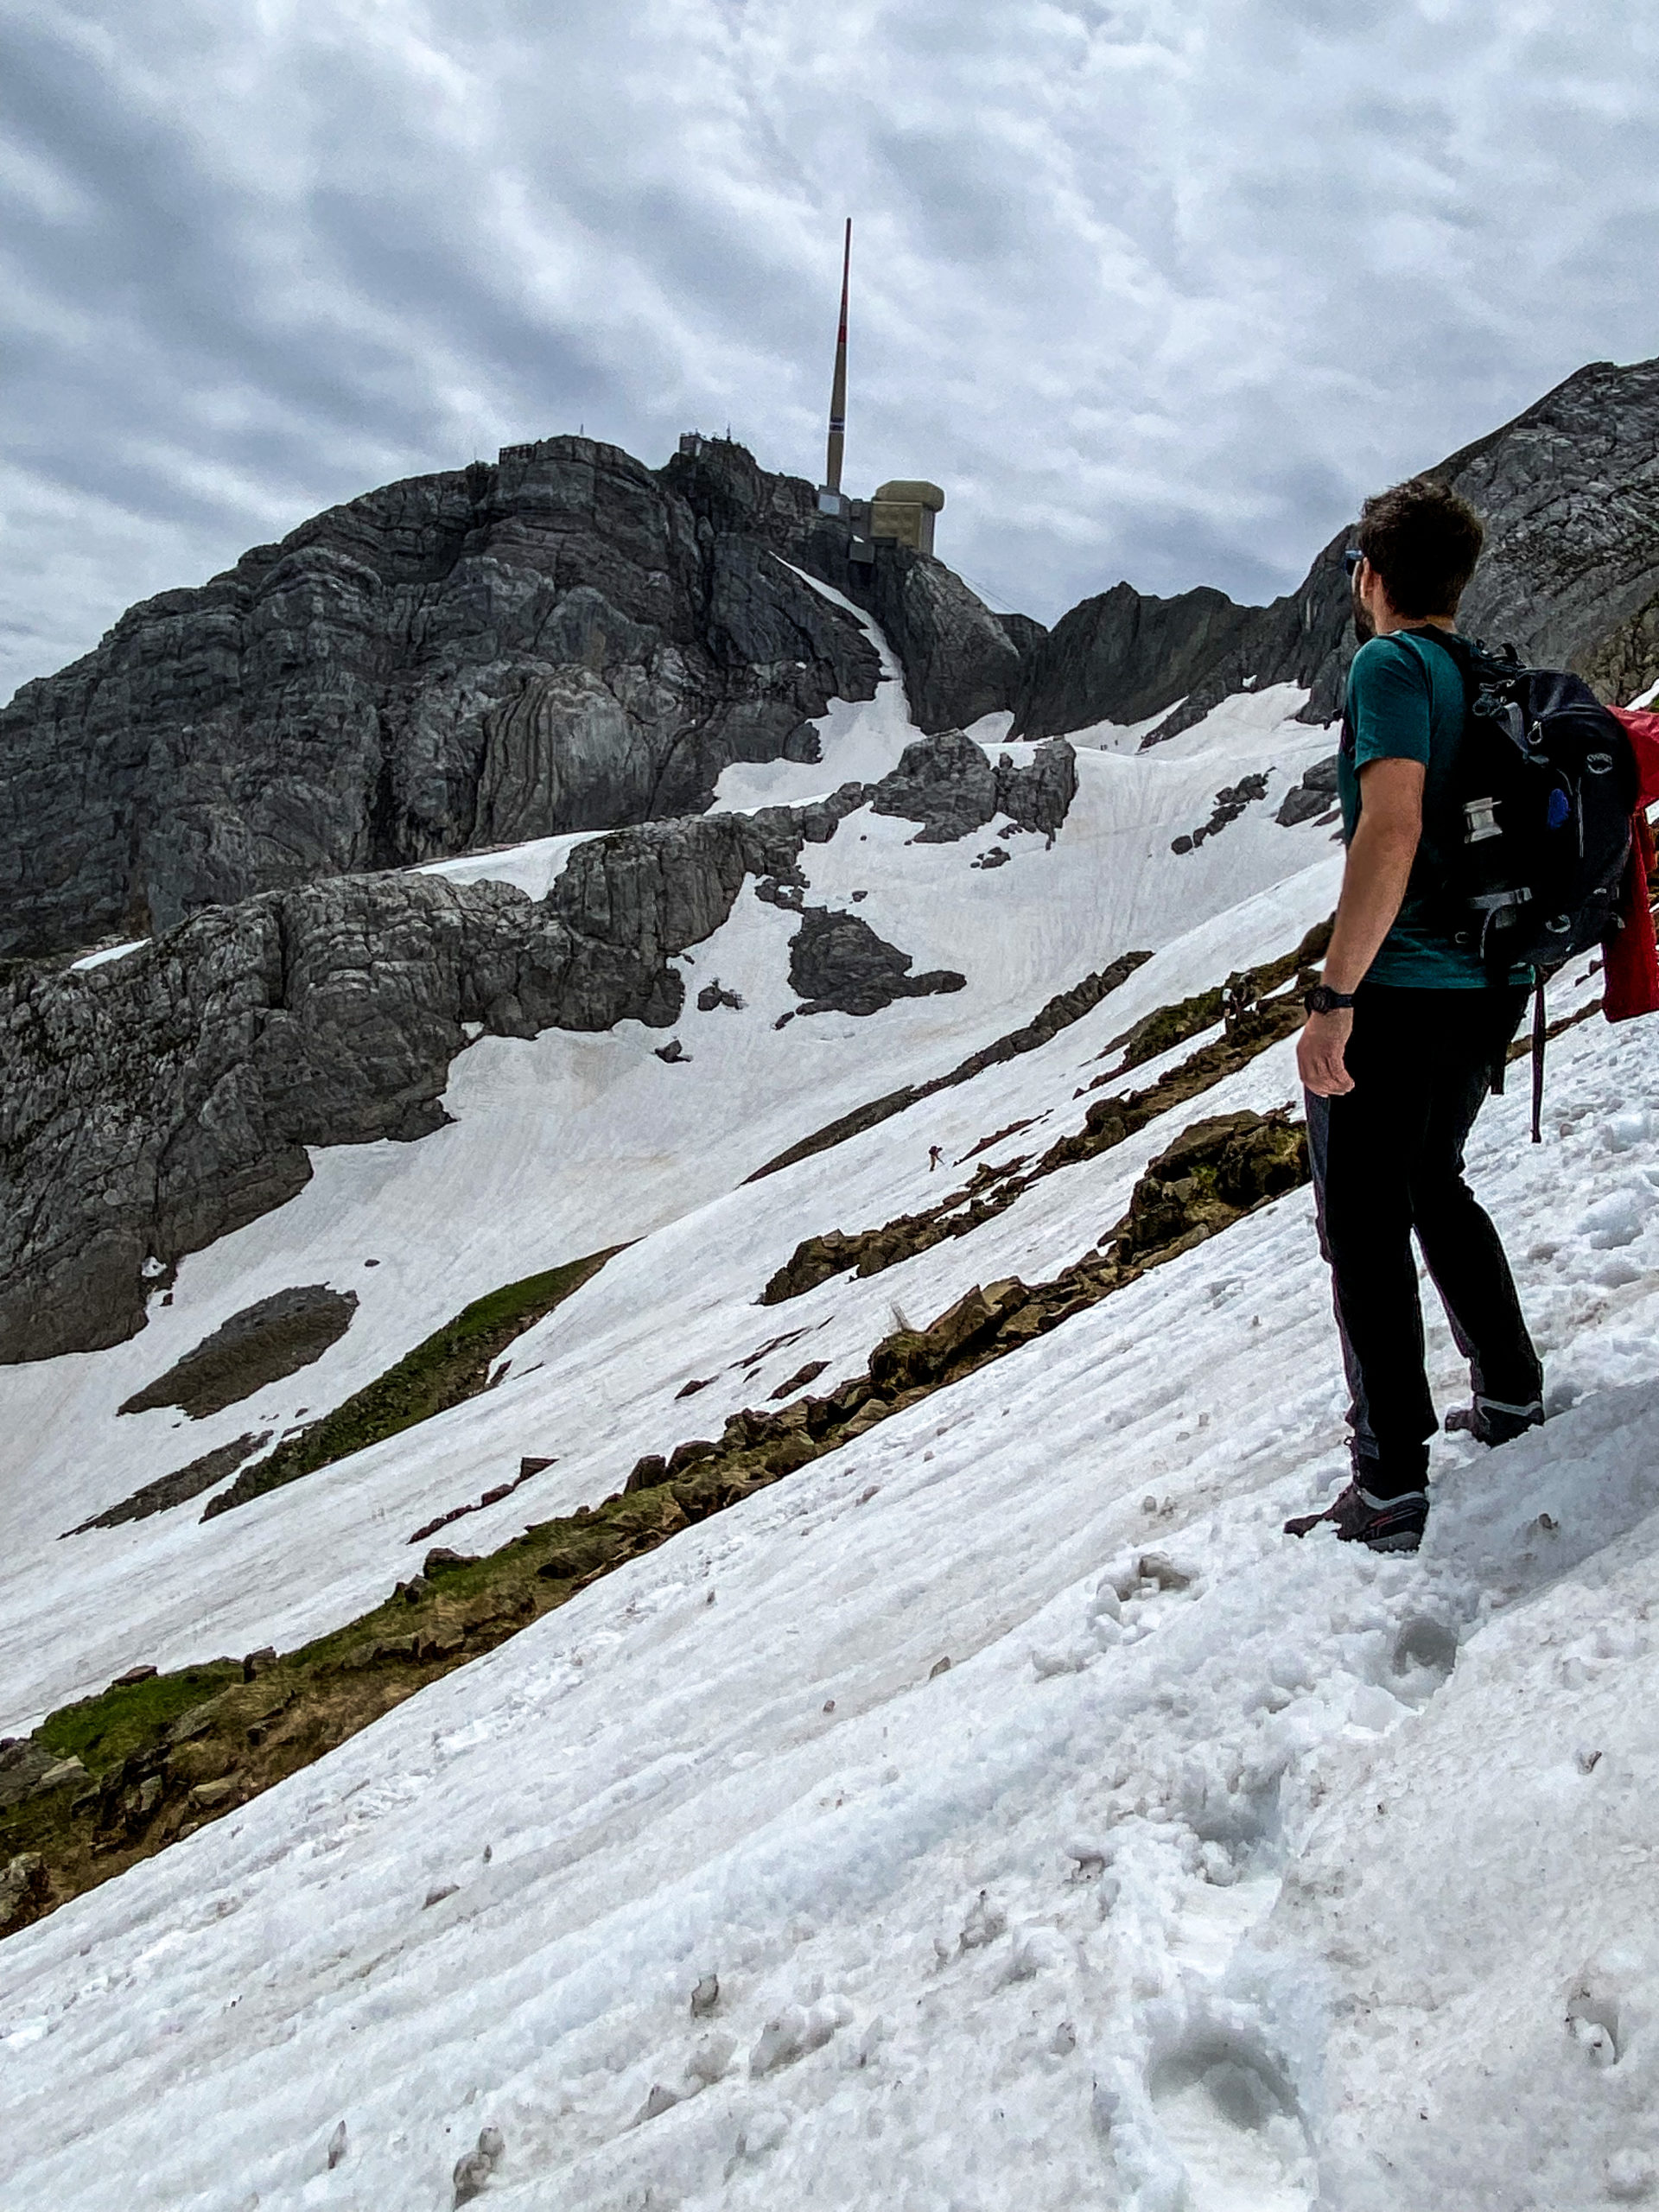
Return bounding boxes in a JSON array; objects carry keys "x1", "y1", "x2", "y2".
[{"x1": 1605, "y1": 708, "x2": 1659, "y2": 1021}]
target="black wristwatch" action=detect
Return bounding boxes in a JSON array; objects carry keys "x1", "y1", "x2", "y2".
[{"x1": 1304, "y1": 984, "x2": 1357, "y2": 1016}]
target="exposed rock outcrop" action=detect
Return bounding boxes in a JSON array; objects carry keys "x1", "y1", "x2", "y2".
[
  {"x1": 2, "y1": 732, "x2": 1073, "y2": 1365},
  {"x1": 785, "y1": 909, "x2": 965, "y2": 1018},
  {"x1": 61, "y1": 1433, "x2": 272, "y2": 1536},
  {"x1": 1014, "y1": 356, "x2": 1659, "y2": 743},
  {"x1": 661, "y1": 439, "x2": 1040, "y2": 738},
  {"x1": 1, "y1": 437, "x2": 1044, "y2": 962},
  {"x1": 0, "y1": 810, "x2": 804, "y2": 1363},
  {"x1": 118, "y1": 1286, "x2": 358, "y2": 1419},
  {"x1": 868, "y1": 729, "x2": 1077, "y2": 844}
]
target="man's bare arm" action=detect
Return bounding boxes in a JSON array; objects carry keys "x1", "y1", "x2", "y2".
[{"x1": 1297, "y1": 756, "x2": 1426, "y2": 1097}]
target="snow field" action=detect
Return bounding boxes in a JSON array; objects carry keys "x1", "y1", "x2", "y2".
[
  {"x1": 8, "y1": 589, "x2": 1659, "y2": 2206},
  {"x1": 0, "y1": 634, "x2": 1336, "y2": 1728},
  {"x1": 5, "y1": 1000, "x2": 1659, "y2": 2209}
]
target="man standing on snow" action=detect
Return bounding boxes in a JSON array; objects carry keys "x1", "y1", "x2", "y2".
[{"x1": 1287, "y1": 475, "x2": 1543, "y2": 1555}]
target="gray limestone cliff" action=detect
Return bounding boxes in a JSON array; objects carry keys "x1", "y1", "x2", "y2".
[
  {"x1": 0, "y1": 732, "x2": 1077, "y2": 1365},
  {"x1": 1014, "y1": 355, "x2": 1659, "y2": 744},
  {"x1": 0, "y1": 438, "x2": 1042, "y2": 962}
]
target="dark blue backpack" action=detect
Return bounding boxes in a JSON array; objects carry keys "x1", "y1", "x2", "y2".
[
  {"x1": 1345, "y1": 629, "x2": 1638, "y2": 1136},
  {"x1": 1408, "y1": 631, "x2": 1637, "y2": 975}
]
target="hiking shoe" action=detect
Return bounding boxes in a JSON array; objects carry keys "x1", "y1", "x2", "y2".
[
  {"x1": 1284, "y1": 1482, "x2": 1428, "y2": 1554},
  {"x1": 1445, "y1": 1395, "x2": 1544, "y2": 1447}
]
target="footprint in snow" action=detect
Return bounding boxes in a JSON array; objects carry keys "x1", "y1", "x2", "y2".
[
  {"x1": 1566, "y1": 1978, "x2": 1623, "y2": 2068},
  {"x1": 1145, "y1": 2031, "x2": 1313, "y2": 2212}
]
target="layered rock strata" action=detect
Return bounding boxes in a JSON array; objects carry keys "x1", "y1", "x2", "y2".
[{"x1": 1, "y1": 437, "x2": 1042, "y2": 961}]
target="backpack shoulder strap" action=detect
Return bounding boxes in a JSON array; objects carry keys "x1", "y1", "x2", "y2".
[{"x1": 1393, "y1": 626, "x2": 1474, "y2": 687}]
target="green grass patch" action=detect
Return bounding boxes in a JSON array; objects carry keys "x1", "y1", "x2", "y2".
[
  {"x1": 37, "y1": 1662, "x2": 243, "y2": 1775},
  {"x1": 202, "y1": 1247, "x2": 624, "y2": 1519}
]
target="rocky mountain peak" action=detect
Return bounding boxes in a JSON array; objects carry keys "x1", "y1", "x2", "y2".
[
  {"x1": 1014, "y1": 351, "x2": 1659, "y2": 747},
  {"x1": 0, "y1": 436, "x2": 1039, "y2": 964}
]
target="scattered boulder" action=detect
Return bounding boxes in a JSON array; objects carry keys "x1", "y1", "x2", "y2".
[
  {"x1": 1169, "y1": 772, "x2": 1270, "y2": 855},
  {"x1": 31, "y1": 1757, "x2": 87, "y2": 1797},
  {"x1": 769, "y1": 1359, "x2": 828, "y2": 1400},
  {"x1": 423, "y1": 1548, "x2": 480, "y2": 1578},
  {"x1": 0, "y1": 1852, "x2": 49, "y2": 1936},
  {"x1": 1276, "y1": 754, "x2": 1341, "y2": 826}
]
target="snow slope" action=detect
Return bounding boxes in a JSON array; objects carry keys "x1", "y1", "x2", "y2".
[
  {"x1": 6, "y1": 593, "x2": 1659, "y2": 2210},
  {"x1": 0, "y1": 608, "x2": 1335, "y2": 1732},
  {"x1": 4, "y1": 983, "x2": 1659, "y2": 2212}
]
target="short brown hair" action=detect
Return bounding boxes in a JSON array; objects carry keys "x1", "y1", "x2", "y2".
[{"x1": 1357, "y1": 476, "x2": 1484, "y2": 619}]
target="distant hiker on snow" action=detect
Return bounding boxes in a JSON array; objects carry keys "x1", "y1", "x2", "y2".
[
  {"x1": 1287, "y1": 478, "x2": 1546, "y2": 1555},
  {"x1": 928, "y1": 1145, "x2": 944, "y2": 1172}
]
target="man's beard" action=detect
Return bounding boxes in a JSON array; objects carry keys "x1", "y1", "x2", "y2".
[{"x1": 1351, "y1": 575, "x2": 1376, "y2": 645}]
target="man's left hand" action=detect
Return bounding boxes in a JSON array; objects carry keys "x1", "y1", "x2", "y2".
[{"x1": 1298, "y1": 1010, "x2": 1355, "y2": 1096}]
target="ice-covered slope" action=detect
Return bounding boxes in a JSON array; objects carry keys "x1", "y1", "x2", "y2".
[
  {"x1": 4, "y1": 969, "x2": 1659, "y2": 2212},
  {"x1": 0, "y1": 600, "x2": 1334, "y2": 1732}
]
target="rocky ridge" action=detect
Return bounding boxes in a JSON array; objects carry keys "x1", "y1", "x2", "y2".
[
  {"x1": 0, "y1": 733, "x2": 1076, "y2": 1366},
  {"x1": 1013, "y1": 355, "x2": 1659, "y2": 744},
  {"x1": 1, "y1": 438, "x2": 1037, "y2": 962}
]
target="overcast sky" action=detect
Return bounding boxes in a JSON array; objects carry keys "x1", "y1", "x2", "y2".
[{"x1": 3, "y1": 0, "x2": 1656, "y2": 702}]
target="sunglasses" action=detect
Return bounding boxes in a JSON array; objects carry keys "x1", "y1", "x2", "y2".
[{"x1": 1343, "y1": 548, "x2": 1365, "y2": 576}]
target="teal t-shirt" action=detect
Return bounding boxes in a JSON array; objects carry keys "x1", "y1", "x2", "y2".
[{"x1": 1338, "y1": 629, "x2": 1519, "y2": 990}]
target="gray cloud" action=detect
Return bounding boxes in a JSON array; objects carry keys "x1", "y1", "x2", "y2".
[{"x1": 3, "y1": 0, "x2": 1656, "y2": 699}]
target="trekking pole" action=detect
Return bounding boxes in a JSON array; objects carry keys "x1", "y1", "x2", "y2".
[{"x1": 1530, "y1": 979, "x2": 1547, "y2": 1143}]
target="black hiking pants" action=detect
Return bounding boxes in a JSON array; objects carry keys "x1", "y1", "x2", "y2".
[{"x1": 1305, "y1": 982, "x2": 1541, "y2": 1497}]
